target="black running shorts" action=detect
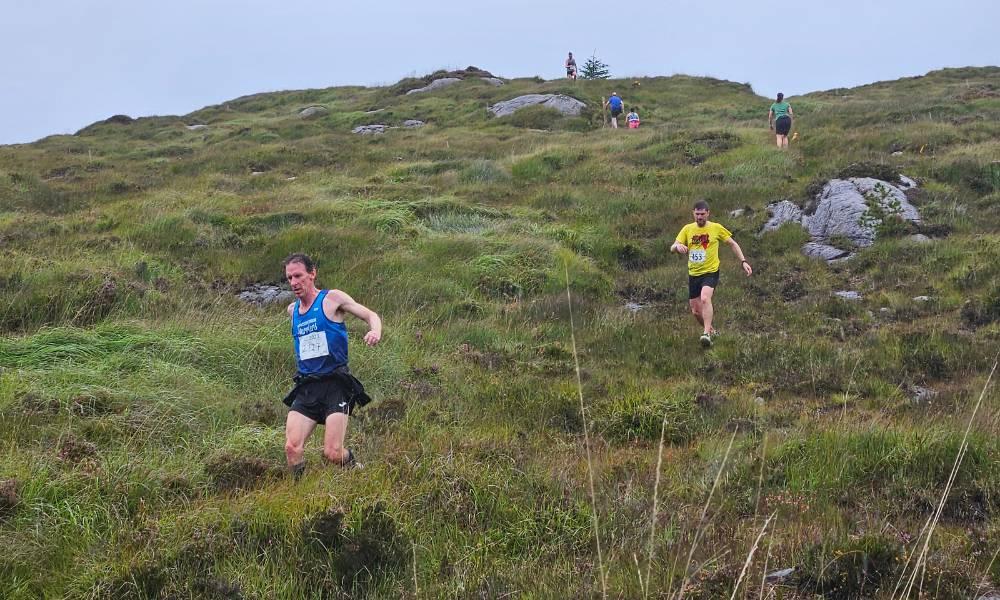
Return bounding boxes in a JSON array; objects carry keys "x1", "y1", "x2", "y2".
[
  {"x1": 288, "y1": 377, "x2": 354, "y2": 423},
  {"x1": 688, "y1": 271, "x2": 720, "y2": 300},
  {"x1": 775, "y1": 115, "x2": 791, "y2": 135},
  {"x1": 284, "y1": 365, "x2": 372, "y2": 424}
]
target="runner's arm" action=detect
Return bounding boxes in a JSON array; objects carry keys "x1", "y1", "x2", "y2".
[
  {"x1": 768, "y1": 108, "x2": 774, "y2": 129},
  {"x1": 671, "y1": 229, "x2": 688, "y2": 254},
  {"x1": 326, "y1": 290, "x2": 382, "y2": 346},
  {"x1": 725, "y1": 238, "x2": 752, "y2": 276}
]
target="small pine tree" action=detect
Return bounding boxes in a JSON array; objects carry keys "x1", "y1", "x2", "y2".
[{"x1": 580, "y1": 55, "x2": 611, "y2": 80}]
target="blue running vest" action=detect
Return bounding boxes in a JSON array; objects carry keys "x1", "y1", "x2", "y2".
[{"x1": 291, "y1": 289, "x2": 349, "y2": 375}]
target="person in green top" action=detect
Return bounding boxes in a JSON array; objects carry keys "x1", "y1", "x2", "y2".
[{"x1": 768, "y1": 92, "x2": 794, "y2": 149}]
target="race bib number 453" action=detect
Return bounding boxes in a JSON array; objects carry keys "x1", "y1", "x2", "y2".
[
  {"x1": 689, "y1": 249, "x2": 707, "y2": 263},
  {"x1": 298, "y1": 331, "x2": 330, "y2": 360}
]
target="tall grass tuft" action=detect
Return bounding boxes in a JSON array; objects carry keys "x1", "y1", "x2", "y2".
[
  {"x1": 564, "y1": 260, "x2": 607, "y2": 599},
  {"x1": 893, "y1": 355, "x2": 998, "y2": 600}
]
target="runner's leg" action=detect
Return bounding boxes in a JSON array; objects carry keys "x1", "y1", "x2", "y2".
[
  {"x1": 689, "y1": 298, "x2": 704, "y2": 327},
  {"x1": 285, "y1": 410, "x2": 317, "y2": 467},
  {"x1": 700, "y1": 286, "x2": 716, "y2": 335},
  {"x1": 323, "y1": 413, "x2": 351, "y2": 465}
]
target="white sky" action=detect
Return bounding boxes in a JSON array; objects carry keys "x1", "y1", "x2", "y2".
[{"x1": 2, "y1": 0, "x2": 997, "y2": 144}]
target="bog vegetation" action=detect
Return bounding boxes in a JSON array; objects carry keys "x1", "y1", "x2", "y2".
[{"x1": 0, "y1": 66, "x2": 998, "y2": 598}]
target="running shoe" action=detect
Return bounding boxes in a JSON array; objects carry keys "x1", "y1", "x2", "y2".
[
  {"x1": 343, "y1": 448, "x2": 364, "y2": 470},
  {"x1": 700, "y1": 334, "x2": 713, "y2": 348}
]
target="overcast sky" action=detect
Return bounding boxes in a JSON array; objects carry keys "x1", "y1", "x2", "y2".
[{"x1": 2, "y1": 0, "x2": 997, "y2": 145}]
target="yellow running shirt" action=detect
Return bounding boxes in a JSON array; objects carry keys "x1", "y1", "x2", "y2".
[{"x1": 674, "y1": 221, "x2": 732, "y2": 276}]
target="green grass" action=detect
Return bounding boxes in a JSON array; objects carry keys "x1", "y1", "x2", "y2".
[{"x1": 0, "y1": 66, "x2": 998, "y2": 598}]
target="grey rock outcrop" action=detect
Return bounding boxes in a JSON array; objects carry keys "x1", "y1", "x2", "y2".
[
  {"x1": 352, "y1": 124, "x2": 389, "y2": 135},
  {"x1": 804, "y1": 178, "x2": 920, "y2": 247},
  {"x1": 237, "y1": 284, "x2": 294, "y2": 307},
  {"x1": 624, "y1": 302, "x2": 645, "y2": 313},
  {"x1": 403, "y1": 119, "x2": 425, "y2": 128},
  {"x1": 405, "y1": 78, "x2": 461, "y2": 95},
  {"x1": 185, "y1": 124, "x2": 208, "y2": 131},
  {"x1": 764, "y1": 567, "x2": 795, "y2": 583},
  {"x1": 762, "y1": 177, "x2": 921, "y2": 263},
  {"x1": 488, "y1": 94, "x2": 587, "y2": 117},
  {"x1": 299, "y1": 105, "x2": 329, "y2": 119},
  {"x1": 909, "y1": 385, "x2": 937, "y2": 403},
  {"x1": 762, "y1": 200, "x2": 803, "y2": 232},
  {"x1": 481, "y1": 77, "x2": 505, "y2": 86},
  {"x1": 802, "y1": 242, "x2": 851, "y2": 261},
  {"x1": 834, "y1": 290, "x2": 862, "y2": 301}
]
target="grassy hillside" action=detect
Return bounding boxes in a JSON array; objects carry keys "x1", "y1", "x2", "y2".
[{"x1": 0, "y1": 66, "x2": 998, "y2": 598}]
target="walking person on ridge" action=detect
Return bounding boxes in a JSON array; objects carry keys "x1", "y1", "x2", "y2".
[
  {"x1": 768, "y1": 92, "x2": 794, "y2": 149},
  {"x1": 565, "y1": 52, "x2": 578, "y2": 80},
  {"x1": 605, "y1": 92, "x2": 624, "y2": 128},
  {"x1": 626, "y1": 106, "x2": 640, "y2": 129},
  {"x1": 670, "y1": 201, "x2": 752, "y2": 348}
]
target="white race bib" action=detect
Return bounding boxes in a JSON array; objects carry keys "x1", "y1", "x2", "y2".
[
  {"x1": 689, "y1": 249, "x2": 707, "y2": 264},
  {"x1": 298, "y1": 331, "x2": 330, "y2": 360}
]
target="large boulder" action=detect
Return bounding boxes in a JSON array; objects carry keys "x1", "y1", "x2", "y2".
[
  {"x1": 803, "y1": 178, "x2": 920, "y2": 247},
  {"x1": 762, "y1": 177, "x2": 921, "y2": 263},
  {"x1": 405, "y1": 78, "x2": 461, "y2": 95},
  {"x1": 480, "y1": 77, "x2": 505, "y2": 87},
  {"x1": 488, "y1": 94, "x2": 586, "y2": 117},
  {"x1": 299, "y1": 105, "x2": 329, "y2": 119},
  {"x1": 761, "y1": 200, "x2": 802, "y2": 232},
  {"x1": 402, "y1": 119, "x2": 425, "y2": 128},
  {"x1": 802, "y1": 242, "x2": 852, "y2": 261},
  {"x1": 237, "y1": 284, "x2": 294, "y2": 307}
]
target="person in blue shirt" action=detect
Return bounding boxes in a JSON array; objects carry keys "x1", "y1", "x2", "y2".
[
  {"x1": 281, "y1": 252, "x2": 382, "y2": 479},
  {"x1": 605, "y1": 92, "x2": 624, "y2": 128}
]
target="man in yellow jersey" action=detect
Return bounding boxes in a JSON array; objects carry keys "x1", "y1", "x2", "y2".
[{"x1": 671, "y1": 200, "x2": 752, "y2": 348}]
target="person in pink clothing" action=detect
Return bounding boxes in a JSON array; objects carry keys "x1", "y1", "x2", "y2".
[{"x1": 626, "y1": 107, "x2": 640, "y2": 129}]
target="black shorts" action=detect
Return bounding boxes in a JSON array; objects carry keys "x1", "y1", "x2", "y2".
[
  {"x1": 775, "y1": 115, "x2": 791, "y2": 135},
  {"x1": 688, "y1": 271, "x2": 720, "y2": 300},
  {"x1": 611, "y1": 108, "x2": 623, "y2": 117},
  {"x1": 283, "y1": 366, "x2": 370, "y2": 424}
]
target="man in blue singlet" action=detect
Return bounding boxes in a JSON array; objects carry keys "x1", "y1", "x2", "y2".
[
  {"x1": 281, "y1": 253, "x2": 382, "y2": 479},
  {"x1": 606, "y1": 92, "x2": 624, "y2": 128}
]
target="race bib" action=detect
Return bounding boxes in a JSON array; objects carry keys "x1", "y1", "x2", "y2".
[
  {"x1": 298, "y1": 331, "x2": 330, "y2": 360},
  {"x1": 689, "y1": 249, "x2": 707, "y2": 263}
]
